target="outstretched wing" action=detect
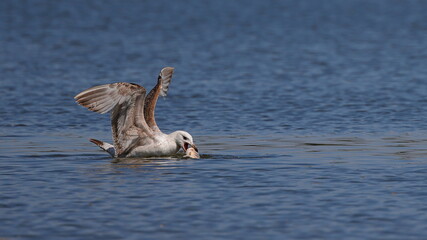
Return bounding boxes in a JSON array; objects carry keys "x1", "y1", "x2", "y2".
[
  {"x1": 74, "y1": 83, "x2": 154, "y2": 156},
  {"x1": 144, "y1": 67, "x2": 174, "y2": 132}
]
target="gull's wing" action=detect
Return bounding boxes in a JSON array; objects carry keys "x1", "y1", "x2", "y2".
[
  {"x1": 144, "y1": 67, "x2": 174, "y2": 132},
  {"x1": 74, "y1": 83, "x2": 154, "y2": 157}
]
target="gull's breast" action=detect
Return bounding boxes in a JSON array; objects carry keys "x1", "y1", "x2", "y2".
[{"x1": 126, "y1": 140, "x2": 179, "y2": 157}]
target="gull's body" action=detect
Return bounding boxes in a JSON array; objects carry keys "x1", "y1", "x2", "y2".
[
  {"x1": 123, "y1": 131, "x2": 181, "y2": 158},
  {"x1": 74, "y1": 67, "x2": 197, "y2": 158}
]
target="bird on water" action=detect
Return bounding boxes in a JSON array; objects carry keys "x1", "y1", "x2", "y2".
[{"x1": 74, "y1": 67, "x2": 198, "y2": 158}]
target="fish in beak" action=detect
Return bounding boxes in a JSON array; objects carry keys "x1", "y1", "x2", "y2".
[
  {"x1": 184, "y1": 147, "x2": 200, "y2": 159},
  {"x1": 183, "y1": 142, "x2": 199, "y2": 159}
]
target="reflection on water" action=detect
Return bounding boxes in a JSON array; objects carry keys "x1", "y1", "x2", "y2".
[
  {"x1": 1, "y1": 133, "x2": 427, "y2": 239},
  {"x1": 110, "y1": 157, "x2": 192, "y2": 170}
]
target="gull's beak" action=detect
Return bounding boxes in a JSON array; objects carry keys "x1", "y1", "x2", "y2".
[
  {"x1": 183, "y1": 142, "x2": 198, "y2": 152},
  {"x1": 191, "y1": 144, "x2": 198, "y2": 152}
]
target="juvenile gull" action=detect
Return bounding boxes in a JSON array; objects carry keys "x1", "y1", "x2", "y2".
[{"x1": 74, "y1": 67, "x2": 198, "y2": 158}]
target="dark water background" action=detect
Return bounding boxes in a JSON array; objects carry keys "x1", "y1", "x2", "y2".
[{"x1": 1, "y1": 0, "x2": 427, "y2": 239}]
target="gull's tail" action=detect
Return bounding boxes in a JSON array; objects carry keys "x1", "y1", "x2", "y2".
[{"x1": 90, "y1": 139, "x2": 116, "y2": 157}]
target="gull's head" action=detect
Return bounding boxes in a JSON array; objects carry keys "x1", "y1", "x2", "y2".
[{"x1": 173, "y1": 131, "x2": 198, "y2": 152}]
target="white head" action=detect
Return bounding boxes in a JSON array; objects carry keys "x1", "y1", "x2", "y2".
[{"x1": 172, "y1": 130, "x2": 198, "y2": 152}]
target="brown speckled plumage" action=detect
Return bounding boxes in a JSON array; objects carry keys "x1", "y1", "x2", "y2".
[
  {"x1": 144, "y1": 67, "x2": 174, "y2": 132},
  {"x1": 74, "y1": 67, "x2": 175, "y2": 157}
]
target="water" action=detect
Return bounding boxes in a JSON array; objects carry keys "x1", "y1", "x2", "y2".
[{"x1": 1, "y1": 0, "x2": 427, "y2": 239}]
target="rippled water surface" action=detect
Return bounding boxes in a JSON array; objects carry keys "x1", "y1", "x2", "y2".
[{"x1": 1, "y1": 0, "x2": 427, "y2": 239}]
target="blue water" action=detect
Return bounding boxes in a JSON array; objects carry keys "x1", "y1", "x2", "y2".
[{"x1": 1, "y1": 0, "x2": 427, "y2": 239}]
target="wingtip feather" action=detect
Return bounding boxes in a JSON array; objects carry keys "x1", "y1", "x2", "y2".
[
  {"x1": 90, "y1": 138, "x2": 103, "y2": 146},
  {"x1": 159, "y1": 67, "x2": 174, "y2": 97}
]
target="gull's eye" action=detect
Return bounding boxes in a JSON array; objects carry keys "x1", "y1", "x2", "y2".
[{"x1": 183, "y1": 136, "x2": 188, "y2": 140}]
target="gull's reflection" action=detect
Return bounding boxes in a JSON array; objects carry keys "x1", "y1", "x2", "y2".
[{"x1": 110, "y1": 155, "x2": 191, "y2": 169}]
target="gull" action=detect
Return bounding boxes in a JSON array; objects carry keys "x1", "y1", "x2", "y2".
[{"x1": 74, "y1": 67, "x2": 198, "y2": 158}]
